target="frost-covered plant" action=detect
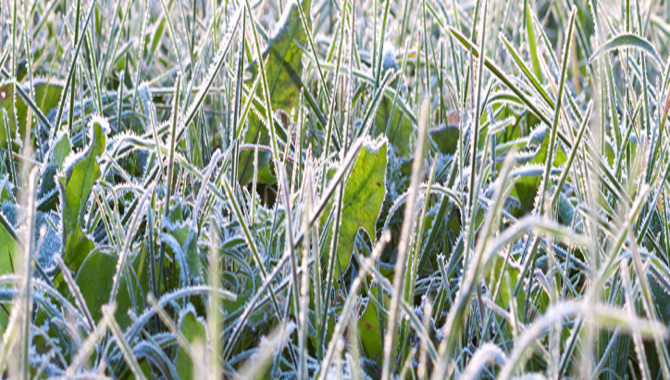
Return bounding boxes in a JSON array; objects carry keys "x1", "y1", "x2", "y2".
[{"x1": 1, "y1": 0, "x2": 670, "y2": 378}]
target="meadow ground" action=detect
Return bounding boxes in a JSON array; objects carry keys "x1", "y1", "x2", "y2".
[{"x1": 2, "y1": 0, "x2": 670, "y2": 378}]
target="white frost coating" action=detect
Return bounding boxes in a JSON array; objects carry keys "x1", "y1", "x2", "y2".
[
  {"x1": 509, "y1": 163, "x2": 547, "y2": 178},
  {"x1": 527, "y1": 124, "x2": 549, "y2": 146},
  {"x1": 509, "y1": 147, "x2": 540, "y2": 165},
  {"x1": 159, "y1": 232, "x2": 190, "y2": 285},
  {"x1": 60, "y1": 115, "x2": 110, "y2": 174},
  {"x1": 271, "y1": 0, "x2": 299, "y2": 40},
  {"x1": 88, "y1": 114, "x2": 111, "y2": 136},
  {"x1": 362, "y1": 134, "x2": 389, "y2": 155},
  {"x1": 257, "y1": 321, "x2": 296, "y2": 353},
  {"x1": 28, "y1": 75, "x2": 66, "y2": 88},
  {"x1": 381, "y1": 45, "x2": 398, "y2": 72},
  {"x1": 488, "y1": 115, "x2": 516, "y2": 134}
]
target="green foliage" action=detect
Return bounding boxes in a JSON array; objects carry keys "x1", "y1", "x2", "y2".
[
  {"x1": 238, "y1": 0, "x2": 312, "y2": 184},
  {"x1": 322, "y1": 138, "x2": 387, "y2": 277},
  {"x1": 162, "y1": 206, "x2": 204, "y2": 285},
  {"x1": 176, "y1": 309, "x2": 207, "y2": 380},
  {"x1": 0, "y1": 212, "x2": 19, "y2": 275},
  {"x1": 58, "y1": 116, "x2": 108, "y2": 272},
  {"x1": 4, "y1": 0, "x2": 670, "y2": 378},
  {"x1": 75, "y1": 248, "x2": 150, "y2": 328},
  {"x1": 358, "y1": 286, "x2": 385, "y2": 362},
  {"x1": 0, "y1": 79, "x2": 64, "y2": 147}
]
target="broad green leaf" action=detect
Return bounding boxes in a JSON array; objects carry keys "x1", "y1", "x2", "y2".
[
  {"x1": 0, "y1": 207, "x2": 20, "y2": 332},
  {"x1": 238, "y1": 0, "x2": 311, "y2": 184},
  {"x1": 58, "y1": 116, "x2": 109, "y2": 272},
  {"x1": 507, "y1": 124, "x2": 567, "y2": 215},
  {"x1": 0, "y1": 211, "x2": 19, "y2": 275},
  {"x1": 75, "y1": 247, "x2": 150, "y2": 328},
  {"x1": 374, "y1": 97, "x2": 413, "y2": 158},
  {"x1": 176, "y1": 309, "x2": 207, "y2": 380},
  {"x1": 31, "y1": 77, "x2": 65, "y2": 121},
  {"x1": 48, "y1": 131, "x2": 72, "y2": 169},
  {"x1": 0, "y1": 200, "x2": 59, "y2": 275},
  {"x1": 0, "y1": 177, "x2": 14, "y2": 203},
  {"x1": 358, "y1": 288, "x2": 384, "y2": 362},
  {"x1": 373, "y1": 48, "x2": 414, "y2": 158},
  {"x1": 162, "y1": 206, "x2": 205, "y2": 285},
  {"x1": 322, "y1": 138, "x2": 387, "y2": 277},
  {"x1": 589, "y1": 33, "x2": 663, "y2": 67},
  {"x1": 429, "y1": 124, "x2": 459, "y2": 155},
  {"x1": 0, "y1": 81, "x2": 18, "y2": 147},
  {"x1": 488, "y1": 253, "x2": 526, "y2": 309},
  {"x1": 38, "y1": 132, "x2": 72, "y2": 210},
  {"x1": 0, "y1": 79, "x2": 64, "y2": 147}
]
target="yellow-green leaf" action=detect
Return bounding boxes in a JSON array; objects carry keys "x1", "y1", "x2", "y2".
[
  {"x1": 238, "y1": 0, "x2": 311, "y2": 184},
  {"x1": 322, "y1": 138, "x2": 387, "y2": 277}
]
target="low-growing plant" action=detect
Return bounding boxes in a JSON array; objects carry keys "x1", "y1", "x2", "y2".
[{"x1": 1, "y1": 0, "x2": 670, "y2": 378}]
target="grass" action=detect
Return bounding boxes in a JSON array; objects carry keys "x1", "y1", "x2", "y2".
[{"x1": 2, "y1": 0, "x2": 670, "y2": 378}]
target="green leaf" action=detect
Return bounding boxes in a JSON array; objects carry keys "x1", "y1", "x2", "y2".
[
  {"x1": 358, "y1": 287, "x2": 385, "y2": 363},
  {"x1": 0, "y1": 211, "x2": 19, "y2": 275},
  {"x1": 323, "y1": 138, "x2": 388, "y2": 277},
  {"x1": 38, "y1": 132, "x2": 72, "y2": 209},
  {"x1": 374, "y1": 97, "x2": 413, "y2": 158},
  {"x1": 31, "y1": 77, "x2": 65, "y2": 121},
  {"x1": 525, "y1": 2, "x2": 542, "y2": 80},
  {"x1": 238, "y1": 0, "x2": 312, "y2": 184},
  {"x1": 176, "y1": 309, "x2": 207, "y2": 380},
  {"x1": 0, "y1": 81, "x2": 18, "y2": 147},
  {"x1": 488, "y1": 253, "x2": 526, "y2": 309},
  {"x1": 429, "y1": 124, "x2": 459, "y2": 155},
  {"x1": 0, "y1": 210, "x2": 20, "y2": 332},
  {"x1": 0, "y1": 178, "x2": 15, "y2": 203},
  {"x1": 373, "y1": 49, "x2": 414, "y2": 158},
  {"x1": 0, "y1": 79, "x2": 64, "y2": 147},
  {"x1": 589, "y1": 33, "x2": 663, "y2": 67},
  {"x1": 164, "y1": 226, "x2": 203, "y2": 284},
  {"x1": 507, "y1": 125, "x2": 567, "y2": 215},
  {"x1": 162, "y1": 206, "x2": 205, "y2": 285},
  {"x1": 58, "y1": 116, "x2": 109, "y2": 272},
  {"x1": 75, "y1": 247, "x2": 150, "y2": 328},
  {"x1": 48, "y1": 131, "x2": 72, "y2": 169}
]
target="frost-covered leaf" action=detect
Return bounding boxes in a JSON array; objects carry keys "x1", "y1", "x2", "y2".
[
  {"x1": 589, "y1": 33, "x2": 663, "y2": 67},
  {"x1": 238, "y1": 0, "x2": 311, "y2": 184},
  {"x1": 322, "y1": 138, "x2": 387, "y2": 277},
  {"x1": 0, "y1": 79, "x2": 64, "y2": 147},
  {"x1": 162, "y1": 206, "x2": 204, "y2": 285},
  {"x1": 176, "y1": 308, "x2": 207, "y2": 380},
  {"x1": 0, "y1": 208, "x2": 19, "y2": 275},
  {"x1": 38, "y1": 132, "x2": 72, "y2": 211},
  {"x1": 358, "y1": 289, "x2": 383, "y2": 363},
  {"x1": 373, "y1": 48, "x2": 414, "y2": 158},
  {"x1": 75, "y1": 246, "x2": 150, "y2": 328},
  {"x1": 507, "y1": 124, "x2": 567, "y2": 215},
  {"x1": 58, "y1": 116, "x2": 109, "y2": 272}
]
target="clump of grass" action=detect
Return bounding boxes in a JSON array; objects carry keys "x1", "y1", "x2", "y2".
[{"x1": 1, "y1": 0, "x2": 670, "y2": 378}]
